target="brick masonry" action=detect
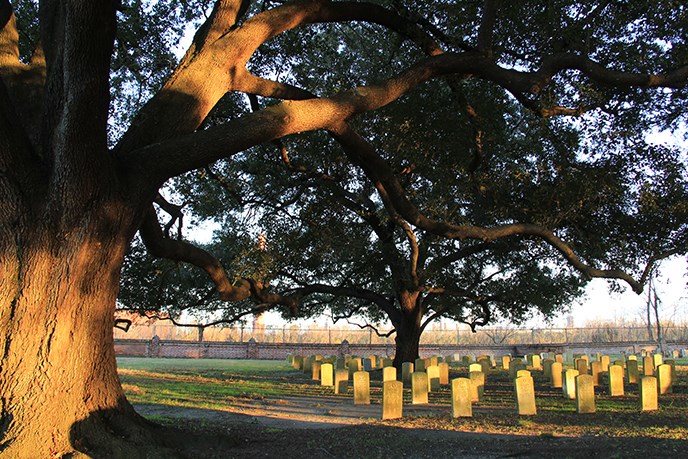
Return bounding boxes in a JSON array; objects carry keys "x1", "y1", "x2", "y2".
[{"x1": 115, "y1": 338, "x2": 688, "y2": 360}]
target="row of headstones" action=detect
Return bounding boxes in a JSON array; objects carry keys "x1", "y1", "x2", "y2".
[
  {"x1": 506, "y1": 353, "x2": 676, "y2": 395},
  {"x1": 289, "y1": 351, "x2": 678, "y2": 420}
]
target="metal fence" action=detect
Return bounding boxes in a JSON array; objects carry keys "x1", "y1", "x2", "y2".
[{"x1": 114, "y1": 322, "x2": 688, "y2": 345}]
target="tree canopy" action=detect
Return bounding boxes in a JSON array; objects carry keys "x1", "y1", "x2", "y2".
[
  {"x1": 1, "y1": 0, "x2": 687, "y2": 456},
  {"x1": 118, "y1": 0, "x2": 688, "y2": 362}
]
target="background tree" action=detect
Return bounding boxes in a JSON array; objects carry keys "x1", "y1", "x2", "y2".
[{"x1": 1, "y1": 0, "x2": 687, "y2": 456}]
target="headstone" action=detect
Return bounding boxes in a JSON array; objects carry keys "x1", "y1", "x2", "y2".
[
  {"x1": 608, "y1": 364, "x2": 624, "y2": 396},
  {"x1": 627, "y1": 359, "x2": 640, "y2": 384},
  {"x1": 515, "y1": 376, "x2": 537, "y2": 416},
  {"x1": 469, "y1": 371, "x2": 485, "y2": 402},
  {"x1": 531, "y1": 355, "x2": 542, "y2": 371},
  {"x1": 664, "y1": 359, "x2": 677, "y2": 382},
  {"x1": 314, "y1": 354, "x2": 323, "y2": 361},
  {"x1": 516, "y1": 369, "x2": 531, "y2": 379},
  {"x1": 652, "y1": 353, "x2": 663, "y2": 368},
  {"x1": 362, "y1": 358, "x2": 373, "y2": 372},
  {"x1": 292, "y1": 355, "x2": 303, "y2": 370},
  {"x1": 543, "y1": 359, "x2": 554, "y2": 379},
  {"x1": 600, "y1": 355, "x2": 610, "y2": 372},
  {"x1": 462, "y1": 355, "x2": 472, "y2": 366},
  {"x1": 555, "y1": 354, "x2": 564, "y2": 364},
  {"x1": 382, "y1": 381, "x2": 403, "y2": 420},
  {"x1": 438, "y1": 362, "x2": 450, "y2": 385},
  {"x1": 415, "y1": 358, "x2": 426, "y2": 373},
  {"x1": 550, "y1": 362, "x2": 563, "y2": 388},
  {"x1": 451, "y1": 378, "x2": 472, "y2": 417},
  {"x1": 469, "y1": 363, "x2": 482, "y2": 373},
  {"x1": 656, "y1": 364, "x2": 672, "y2": 394},
  {"x1": 575, "y1": 374, "x2": 596, "y2": 414},
  {"x1": 311, "y1": 360, "x2": 322, "y2": 381},
  {"x1": 590, "y1": 361, "x2": 602, "y2": 386},
  {"x1": 334, "y1": 369, "x2": 349, "y2": 395},
  {"x1": 563, "y1": 369, "x2": 580, "y2": 399},
  {"x1": 640, "y1": 376, "x2": 658, "y2": 411},
  {"x1": 353, "y1": 371, "x2": 370, "y2": 405},
  {"x1": 367, "y1": 355, "x2": 377, "y2": 369},
  {"x1": 428, "y1": 356, "x2": 439, "y2": 367},
  {"x1": 575, "y1": 358, "x2": 589, "y2": 375},
  {"x1": 402, "y1": 362, "x2": 414, "y2": 384},
  {"x1": 427, "y1": 365, "x2": 440, "y2": 392},
  {"x1": 643, "y1": 355, "x2": 655, "y2": 376},
  {"x1": 509, "y1": 359, "x2": 526, "y2": 379},
  {"x1": 383, "y1": 366, "x2": 397, "y2": 382},
  {"x1": 478, "y1": 357, "x2": 491, "y2": 374},
  {"x1": 412, "y1": 372, "x2": 429, "y2": 404},
  {"x1": 627, "y1": 355, "x2": 638, "y2": 361},
  {"x1": 501, "y1": 355, "x2": 511, "y2": 370},
  {"x1": 321, "y1": 363, "x2": 334, "y2": 386},
  {"x1": 336, "y1": 358, "x2": 346, "y2": 370},
  {"x1": 382, "y1": 358, "x2": 394, "y2": 368}
]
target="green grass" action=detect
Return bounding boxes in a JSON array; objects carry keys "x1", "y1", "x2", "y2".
[
  {"x1": 117, "y1": 357, "x2": 688, "y2": 440},
  {"x1": 117, "y1": 357, "x2": 331, "y2": 410}
]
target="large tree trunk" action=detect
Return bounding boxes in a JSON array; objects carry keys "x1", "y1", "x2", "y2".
[
  {"x1": 0, "y1": 209, "x2": 173, "y2": 457},
  {"x1": 391, "y1": 292, "x2": 423, "y2": 370}
]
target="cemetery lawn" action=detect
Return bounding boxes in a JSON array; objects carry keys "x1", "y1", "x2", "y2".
[{"x1": 117, "y1": 357, "x2": 688, "y2": 458}]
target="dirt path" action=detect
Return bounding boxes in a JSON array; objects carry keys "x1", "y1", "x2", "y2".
[
  {"x1": 133, "y1": 393, "x2": 686, "y2": 459},
  {"x1": 135, "y1": 393, "x2": 451, "y2": 429}
]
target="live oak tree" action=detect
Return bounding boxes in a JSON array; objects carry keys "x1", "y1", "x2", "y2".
[{"x1": 1, "y1": 0, "x2": 687, "y2": 457}]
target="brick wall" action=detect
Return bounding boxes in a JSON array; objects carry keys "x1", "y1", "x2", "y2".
[{"x1": 115, "y1": 338, "x2": 687, "y2": 360}]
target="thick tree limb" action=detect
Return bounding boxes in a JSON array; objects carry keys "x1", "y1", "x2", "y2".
[
  {"x1": 138, "y1": 205, "x2": 299, "y2": 313},
  {"x1": 330, "y1": 123, "x2": 651, "y2": 293},
  {"x1": 0, "y1": 1, "x2": 19, "y2": 67},
  {"x1": 123, "y1": 49, "x2": 688, "y2": 189},
  {"x1": 116, "y1": 0, "x2": 441, "y2": 156}
]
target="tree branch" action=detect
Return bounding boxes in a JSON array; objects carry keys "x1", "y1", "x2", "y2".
[
  {"x1": 291, "y1": 282, "x2": 401, "y2": 325},
  {"x1": 345, "y1": 319, "x2": 395, "y2": 338},
  {"x1": 330, "y1": 123, "x2": 649, "y2": 293},
  {"x1": 138, "y1": 204, "x2": 299, "y2": 313},
  {"x1": 122, "y1": 48, "x2": 687, "y2": 190},
  {"x1": 115, "y1": 0, "x2": 440, "y2": 156},
  {"x1": 476, "y1": 0, "x2": 499, "y2": 55}
]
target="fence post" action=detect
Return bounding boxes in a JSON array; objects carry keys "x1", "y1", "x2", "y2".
[{"x1": 240, "y1": 324, "x2": 244, "y2": 343}]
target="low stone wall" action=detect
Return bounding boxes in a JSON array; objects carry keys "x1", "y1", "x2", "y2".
[{"x1": 114, "y1": 338, "x2": 687, "y2": 360}]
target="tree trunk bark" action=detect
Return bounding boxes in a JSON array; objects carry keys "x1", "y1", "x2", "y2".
[
  {"x1": 0, "y1": 211, "x2": 174, "y2": 457},
  {"x1": 391, "y1": 292, "x2": 423, "y2": 370}
]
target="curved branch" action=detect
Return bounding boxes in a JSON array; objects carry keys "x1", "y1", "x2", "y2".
[
  {"x1": 291, "y1": 282, "x2": 401, "y2": 325},
  {"x1": 115, "y1": 0, "x2": 441, "y2": 156},
  {"x1": 330, "y1": 123, "x2": 649, "y2": 293},
  {"x1": 345, "y1": 319, "x2": 396, "y2": 338},
  {"x1": 123, "y1": 47, "x2": 688, "y2": 188},
  {"x1": 138, "y1": 205, "x2": 299, "y2": 313},
  {"x1": 153, "y1": 193, "x2": 185, "y2": 238}
]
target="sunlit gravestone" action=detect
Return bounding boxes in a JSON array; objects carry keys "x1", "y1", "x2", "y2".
[
  {"x1": 515, "y1": 376, "x2": 537, "y2": 416},
  {"x1": 334, "y1": 369, "x2": 349, "y2": 395},
  {"x1": 575, "y1": 374, "x2": 595, "y2": 414},
  {"x1": 426, "y1": 365, "x2": 440, "y2": 392},
  {"x1": 563, "y1": 369, "x2": 579, "y2": 399},
  {"x1": 353, "y1": 371, "x2": 370, "y2": 405},
  {"x1": 656, "y1": 364, "x2": 672, "y2": 395},
  {"x1": 550, "y1": 362, "x2": 563, "y2": 388},
  {"x1": 451, "y1": 378, "x2": 472, "y2": 418},
  {"x1": 640, "y1": 376, "x2": 658, "y2": 411},
  {"x1": 320, "y1": 363, "x2": 334, "y2": 387},
  {"x1": 383, "y1": 366, "x2": 397, "y2": 382},
  {"x1": 438, "y1": 362, "x2": 450, "y2": 385},
  {"x1": 382, "y1": 381, "x2": 403, "y2": 420},
  {"x1": 412, "y1": 372, "x2": 429, "y2": 404},
  {"x1": 608, "y1": 364, "x2": 624, "y2": 396},
  {"x1": 469, "y1": 370, "x2": 485, "y2": 403}
]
